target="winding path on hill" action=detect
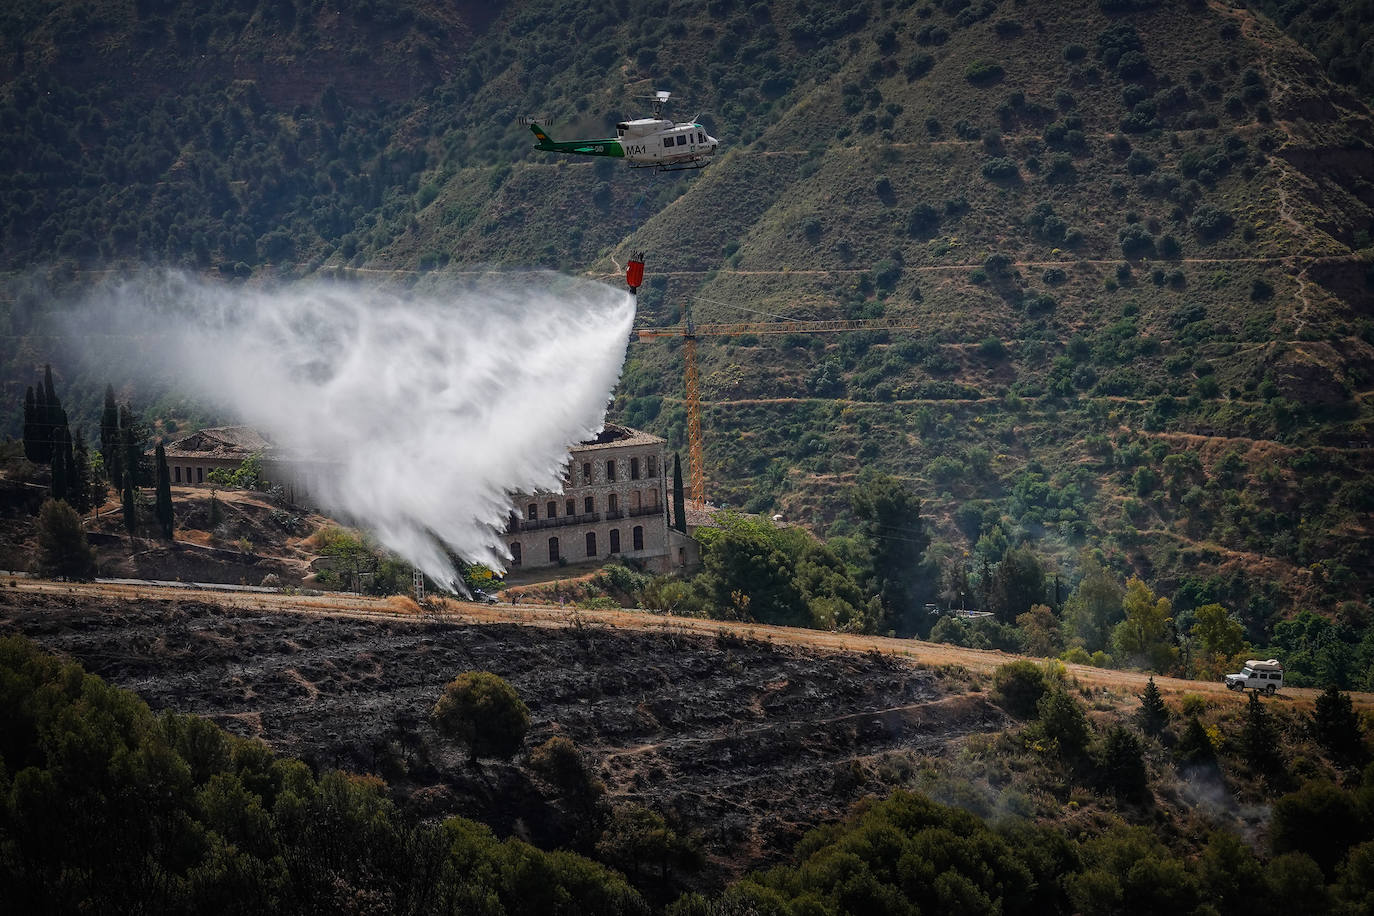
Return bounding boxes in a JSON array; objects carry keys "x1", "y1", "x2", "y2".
[{"x1": 7, "y1": 578, "x2": 1366, "y2": 709}]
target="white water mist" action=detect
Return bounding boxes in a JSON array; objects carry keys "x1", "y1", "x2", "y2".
[{"x1": 63, "y1": 270, "x2": 636, "y2": 587}]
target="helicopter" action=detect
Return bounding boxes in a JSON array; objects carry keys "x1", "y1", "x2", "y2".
[{"x1": 522, "y1": 91, "x2": 719, "y2": 172}]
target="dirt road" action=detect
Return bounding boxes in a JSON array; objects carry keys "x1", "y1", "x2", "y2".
[{"x1": 7, "y1": 578, "x2": 1358, "y2": 708}]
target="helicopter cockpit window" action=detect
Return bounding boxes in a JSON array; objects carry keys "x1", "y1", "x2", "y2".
[{"x1": 698, "y1": 131, "x2": 705, "y2": 143}]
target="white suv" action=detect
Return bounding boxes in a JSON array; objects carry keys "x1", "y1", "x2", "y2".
[{"x1": 1225, "y1": 659, "x2": 1284, "y2": 695}]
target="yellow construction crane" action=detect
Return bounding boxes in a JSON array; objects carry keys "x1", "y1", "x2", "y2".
[{"x1": 635, "y1": 308, "x2": 923, "y2": 505}]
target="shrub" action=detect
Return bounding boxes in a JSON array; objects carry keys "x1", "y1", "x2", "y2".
[
  {"x1": 432, "y1": 671, "x2": 531, "y2": 762},
  {"x1": 981, "y1": 157, "x2": 1019, "y2": 181},
  {"x1": 965, "y1": 59, "x2": 1005, "y2": 85},
  {"x1": 993, "y1": 660, "x2": 1048, "y2": 718},
  {"x1": 36, "y1": 499, "x2": 97, "y2": 580},
  {"x1": 1126, "y1": 151, "x2": 1156, "y2": 175},
  {"x1": 907, "y1": 203, "x2": 941, "y2": 236},
  {"x1": 905, "y1": 53, "x2": 935, "y2": 80},
  {"x1": 1119, "y1": 223, "x2": 1155, "y2": 256},
  {"x1": 978, "y1": 336, "x2": 1006, "y2": 359},
  {"x1": 1190, "y1": 205, "x2": 1233, "y2": 240}
]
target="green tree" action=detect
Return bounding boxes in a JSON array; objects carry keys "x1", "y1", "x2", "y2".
[
  {"x1": 1199, "y1": 830, "x2": 1266, "y2": 913},
  {"x1": 154, "y1": 442, "x2": 173, "y2": 539},
  {"x1": 314, "y1": 526, "x2": 376, "y2": 592},
  {"x1": 22, "y1": 385, "x2": 38, "y2": 462},
  {"x1": 1311, "y1": 684, "x2": 1365, "y2": 766},
  {"x1": 1191, "y1": 602, "x2": 1244, "y2": 675},
  {"x1": 431, "y1": 671, "x2": 530, "y2": 763},
  {"x1": 1265, "y1": 852, "x2": 1331, "y2": 914},
  {"x1": 99, "y1": 384, "x2": 121, "y2": 485},
  {"x1": 1063, "y1": 555, "x2": 1123, "y2": 652},
  {"x1": 596, "y1": 803, "x2": 701, "y2": 897},
  {"x1": 1240, "y1": 690, "x2": 1283, "y2": 776},
  {"x1": 69, "y1": 428, "x2": 94, "y2": 514},
  {"x1": 35, "y1": 364, "x2": 62, "y2": 464},
  {"x1": 119, "y1": 404, "x2": 145, "y2": 487},
  {"x1": 1017, "y1": 604, "x2": 1063, "y2": 656},
  {"x1": 50, "y1": 423, "x2": 70, "y2": 503},
  {"x1": 1036, "y1": 686, "x2": 1091, "y2": 759},
  {"x1": 1176, "y1": 714, "x2": 1217, "y2": 765},
  {"x1": 1271, "y1": 781, "x2": 1370, "y2": 877},
  {"x1": 993, "y1": 660, "x2": 1048, "y2": 718},
  {"x1": 852, "y1": 471, "x2": 930, "y2": 633},
  {"x1": 672, "y1": 452, "x2": 686, "y2": 533},
  {"x1": 35, "y1": 498, "x2": 97, "y2": 580},
  {"x1": 987, "y1": 545, "x2": 1046, "y2": 624},
  {"x1": 121, "y1": 471, "x2": 137, "y2": 537},
  {"x1": 695, "y1": 513, "x2": 809, "y2": 627},
  {"x1": 1113, "y1": 576, "x2": 1177, "y2": 672},
  {"x1": 1136, "y1": 676, "x2": 1169, "y2": 736},
  {"x1": 1095, "y1": 725, "x2": 1149, "y2": 800}
]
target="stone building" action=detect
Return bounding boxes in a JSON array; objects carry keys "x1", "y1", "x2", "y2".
[
  {"x1": 504, "y1": 424, "x2": 686, "y2": 573},
  {"x1": 159, "y1": 426, "x2": 272, "y2": 486},
  {"x1": 156, "y1": 426, "x2": 314, "y2": 502}
]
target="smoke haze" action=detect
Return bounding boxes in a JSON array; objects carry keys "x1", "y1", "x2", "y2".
[{"x1": 61, "y1": 270, "x2": 636, "y2": 587}]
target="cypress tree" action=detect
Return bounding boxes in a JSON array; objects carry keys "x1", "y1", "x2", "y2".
[
  {"x1": 33, "y1": 380, "x2": 50, "y2": 463},
  {"x1": 70, "y1": 428, "x2": 93, "y2": 515},
  {"x1": 122, "y1": 471, "x2": 137, "y2": 538},
  {"x1": 50, "y1": 424, "x2": 70, "y2": 503},
  {"x1": 100, "y1": 385, "x2": 120, "y2": 483},
  {"x1": 154, "y1": 442, "x2": 174, "y2": 540},
  {"x1": 41, "y1": 364, "x2": 61, "y2": 464},
  {"x1": 22, "y1": 385, "x2": 38, "y2": 462},
  {"x1": 120, "y1": 405, "x2": 143, "y2": 487},
  {"x1": 672, "y1": 452, "x2": 687, "y2": 533},
  {"x1": 1137, "y1": 676, "x2": 1170, "y2": 736}
]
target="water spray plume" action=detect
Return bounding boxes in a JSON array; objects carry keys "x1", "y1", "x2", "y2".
[{"x1": 62, "y1": 270, "x2": 636, "y2": 588}]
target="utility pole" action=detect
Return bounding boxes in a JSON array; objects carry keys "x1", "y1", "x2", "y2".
[{"x1": 413, "y1": 566, "x2": 425, "y2": 604}]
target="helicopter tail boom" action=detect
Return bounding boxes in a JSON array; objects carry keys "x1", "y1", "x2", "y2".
[{"x1": 527, "y1": 122, "x2": 624, "y2": 158}]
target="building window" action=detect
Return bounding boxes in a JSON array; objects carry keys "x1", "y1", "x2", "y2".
[
  {"x1": 186, "y1": 468, "x2": 192, "y2": 484},
  {"x1": 547, "y1": 500, "x2": 558, "y2": 519},
  {"x1": 609, "y1": 529, "x2": 621, "y2": 553},
  {"x1": 631, "y1": 490, "x2": 642, "y2": 510},
  {"x1": 631, "y1": 457, "x2": 640, "y2": 480},
  {"x1": 583, "y1": 462, "x2": 592, "y2": 482},
  {"x1": 584, "y1": 496, "x2": 594, "y2": 514},
  {"x1": 608, "y1": 493, "x2": 618, "y2": 512},
  {"x1": 174, "y1": 466, "x2": 181, "y2": 483},
  {"x1": 510, "y1": 542, "x2": 522, "y2": 566},
  {"x1": 633, "y1": 526, "x2": 644, "y2": 551},
  {"x1": 566, "y1": 498, "x2": 575, "y2": 517},
  {"x1": 527, "y1": 503, "x2": 538, "y2": 520},
  {"x1": 648, "y1": 488, "x2": 658, "y2": 507},
  {"x1": 647, "y1": 456, "x2": 657, "y2": 477},
  {"x1": 548, "y1": 537, "x2": 560, "y2": 562},
  {"x1": 606, "y1": 459, "x2": 616, "y2": 481},
  {"x1": 586, "y1": 532, "x2": 597, "y2": 557},
  {"x1": 196, "y1": 467, "x2": 203, "y2": 483}
]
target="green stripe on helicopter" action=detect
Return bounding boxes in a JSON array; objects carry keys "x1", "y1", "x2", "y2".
[{"x1": 528, "y1": 123, "x2": 624, "y2": 158}]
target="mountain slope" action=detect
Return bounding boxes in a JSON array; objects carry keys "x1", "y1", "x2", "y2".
[{"x1": 2, "y1": 0, "x2": 1372, "y2": 632}]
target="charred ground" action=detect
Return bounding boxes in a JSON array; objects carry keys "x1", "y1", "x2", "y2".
[{"x1": 0, "y1": 588, "x2": 1002, "y2": 885}]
